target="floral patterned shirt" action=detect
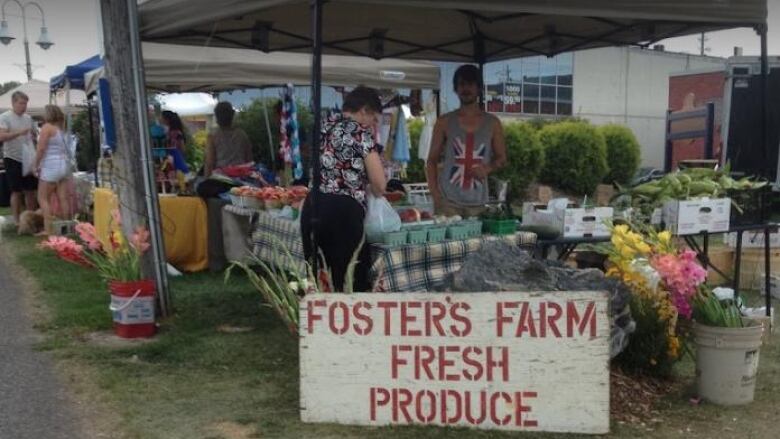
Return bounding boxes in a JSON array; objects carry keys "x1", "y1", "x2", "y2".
[{"x1": 319, "y1": 113, "x2": 377, "y2": 207}]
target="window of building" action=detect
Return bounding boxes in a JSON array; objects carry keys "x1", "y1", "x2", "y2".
[{"x1": 481, "y1": 52, "x2": 573, "y2": 116}]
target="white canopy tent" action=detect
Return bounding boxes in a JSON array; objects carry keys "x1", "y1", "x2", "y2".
[
  {"x1": 83, "y1": 42, "x2": 440, "y2": 95},
  {"x1": 0, "y1": 80, "x2": 86, "y2": 117}
]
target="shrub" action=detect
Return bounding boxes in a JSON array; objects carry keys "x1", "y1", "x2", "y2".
[
  {"x1": 494, "y1": 122, "x2": 544, "y2": 202},
  {"x1": 71, "y1": 109, "x2": 100, "y2": 172},
  {"x1": 185, "y1": 129, "x2": 208, "y2": 173},
  {"x1": 539, "y1": 121, "x2": 608, "y2": 196},
  {"x1": 405, "y1": 118, "x2": 426, "y2": 183},
  {"x1": 599, "y1": 124, "x2": 641, "y2": 185}
]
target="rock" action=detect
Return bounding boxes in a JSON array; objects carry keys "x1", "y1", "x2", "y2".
[{"x1": 437, "y1": 241, "x2": 635, "y2": 358}]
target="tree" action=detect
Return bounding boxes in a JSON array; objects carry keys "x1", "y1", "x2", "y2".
[{"x1": 0, "y1": 81, "x2": 21, "y2": 95}]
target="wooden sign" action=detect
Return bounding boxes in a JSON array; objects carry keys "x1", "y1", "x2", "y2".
[{"x1": 300, "y1": 291, "x2": 610, "y2": 434}]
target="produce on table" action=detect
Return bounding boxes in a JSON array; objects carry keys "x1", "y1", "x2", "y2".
[
  {"x1": 620, "y1": 167, "x2": 767, "y2": 216},
  {"x1": 397, "y1": 208, "x2": 422, "y2": 223},
  {"x1": 229, "y1": 185, "x2": 309, "y2": 207}
]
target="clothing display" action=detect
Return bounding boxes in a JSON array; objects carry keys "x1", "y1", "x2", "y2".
[
  {"x1": 279, "y1": 84, "x2": 304, "y2": 180},
  {"x1": 417, "y1": 96, "x2": 436, "y2": 161}
]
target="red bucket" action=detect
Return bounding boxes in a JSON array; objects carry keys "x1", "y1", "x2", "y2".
[{"x1": 108, "y1": 279, "x2": 157, "y2": 338}]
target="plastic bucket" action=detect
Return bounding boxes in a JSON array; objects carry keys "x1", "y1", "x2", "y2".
[
  {"x1": 109, "y1": 279, "x2": 156, "y2": 338},
  {"x1": 694, "y1": 321, "x2": 763, "y2": 405}
]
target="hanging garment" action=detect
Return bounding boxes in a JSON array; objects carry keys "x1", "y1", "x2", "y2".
[
  {"x1": 418, "y1": 96, "x2": 437, "y2": 161},
  {"x1": 279, "y1": 84, "x2": 304, "y2": 180},
  {"x1": 392, "y1": 112, "x2": 411, "y2": 164}
]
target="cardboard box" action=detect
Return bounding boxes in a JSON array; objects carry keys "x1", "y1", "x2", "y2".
[
  {"x1": 523, "y1": 202, "x2": 613, "y2": 238},
  {"x1": 662, "y1": 197, "x2": 730, "y2": 235},
  {"x1": 724, "y1": 231, "x2": 780, "y2": 248}
]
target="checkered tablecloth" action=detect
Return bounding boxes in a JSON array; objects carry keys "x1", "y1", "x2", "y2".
[
  {"x1": 369, "y1": 233, "x2": 536, "y2": 292},
  {"x1": 233, "y1": 205, "x2": 537, "y2": 292}
]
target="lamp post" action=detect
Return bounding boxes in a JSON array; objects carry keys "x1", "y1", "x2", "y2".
[{"x1": 0, "y1": 0, "x2": 53, "y2": 81}]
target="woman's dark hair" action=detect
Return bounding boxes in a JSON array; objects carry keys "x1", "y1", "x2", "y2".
[
  {"x1": 214, "y1": 101, "x2": 236, "y2": 128},
  {"x1": 342, "y1": 86, "x2": 382, "y2": 114},
  {"x1": 161, "y1": 110, "x2": 184, "y2": 132},
  {"x1": 452, "y1": 64, "x2": 482, "y2": 90}
]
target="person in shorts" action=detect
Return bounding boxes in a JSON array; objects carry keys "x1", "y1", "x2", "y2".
[{"x1": 0, "y1": 91, "x2": 38, "y2": 224}]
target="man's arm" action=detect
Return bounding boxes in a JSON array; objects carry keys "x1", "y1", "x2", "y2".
[
  {"x1": 204, "y1": 133, "x2": 216, "y2": 177},
  {"x1": 0, "y1": 124, "x2": 30, "y2": 143},
  {"x1": 425, "y1": 116, "x2": 447, "y2": 205}
]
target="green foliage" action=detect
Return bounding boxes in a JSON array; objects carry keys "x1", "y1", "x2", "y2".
[
  {"x1": 614, "y1": 294, "x2": 677, "y2": 378},
  {"x1": 494, "y1": 122, "x2": 545, "y2": 202},
  {"x1": 405, "y1": 118, "x2": 426, "y2": 183},
  {"x1": 539, "y1": 121, "x2": 608, "y2": 196},
  {"x1": 70, "y1": 109, "x2": 99, "y2": 172},
  {"x1": 234, "y1": 98, "x2": 313, "y2": 169},
  {"x1": 0, "y1": 81, "x2": 20, "y2": 95},
  {"x1": 185, "y1": 129, "x2": 208, "y2": 173},
  {"x1": 600, "y1": 124, "x2": 641, "y2": 185}
]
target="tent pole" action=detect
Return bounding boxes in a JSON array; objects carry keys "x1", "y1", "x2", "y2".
[
  {"x1": 86, "y1": 101, "x2": 99, "y2": 184},
  {"x1": 309, "y1": 0, "x2": 324, "y2": 278},
  {"x1": 759, "y1": 25, "x2": 770, "y2": 181},
  {"x1": 126, "y1": 0, "x2": 171, "y2": 316},
  {"x1": 261, "y1": 97, "x2": 276, "y2": 172}
]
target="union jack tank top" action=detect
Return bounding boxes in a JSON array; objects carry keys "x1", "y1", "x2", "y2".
[{"x1": 438, "y1": 112, "x2": 493, "y2": 206}]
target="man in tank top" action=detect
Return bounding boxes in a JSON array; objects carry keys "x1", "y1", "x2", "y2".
[{"x1": 426, "y1": 65, "x2": 507, "y2": 217}]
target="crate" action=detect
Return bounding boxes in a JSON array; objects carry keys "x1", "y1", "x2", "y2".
[
  {"x1": 463, "y1": 220, "x2": 483, "y2": 237},
  {"x1": 482, "y1": 219, "x2": 516, "y2": 235},
  {"x1": 407, "y1": 228, "x2": 428, "y2": 245},
  {"x1": 446, "y1": 223, "x2": 471, "y2": 240},
  {"x1": 427, "y1": 226, "x2": 447, "y2": 243},
  {"x1": 382, "y1": 230, "x2": 408, "y2": 246}
]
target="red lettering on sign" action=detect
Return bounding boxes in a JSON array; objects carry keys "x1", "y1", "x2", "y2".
[
  {"x1": 306, "y1": 299, "x2": 326, "y2": 334},
  {"x1": 415, "y1": 390, "x2": 437, "y2": 422},
  {"x1": 515, "y1": 391, "x2": 538, "y2": 427},
  {"x1": 352, "y1": 301, "x2": 373, "y2": 335},
  {"x1": 442, "y1": 389, "x2": 462, "y2": 424},
  {"x1": 377, "y1": 301, "x2": 398, "y2": 335},
  {"x1": 401, "y1": 301, "x2": 422, "y2": 336},
  {"x1": 450, "y1": 302, "x2": 472, "y2": 336},
  {"x1": 546, "y1": 301, "x2": 563, "y2": 337},
  {"x1": 486, "y1": 346, "x2": 510, "y2": 382},
  {"x1": 370, "y1": 387, "x2": 390, "y2": 421},
  {"x1": 516, "y1": 302, "x2": 537, "y2": 337},
  {"x1": 464, "y1": 390, "x2": 488, "y2": 425},
  {"x1": 462, "y1": 346, "x2": 484, "y2": 381},
  {"x1": 567, "y1": 301, "x2": 597, "y2": 337},
  {"x1": 489, "y1": 391, "x2": 512, "y2": 425},
  {"x1": 393, "y1": 388, "x2": 413, "y2": 423},
  {"x1": 415, "y1": 345, "x2": 436, "y2": 380},
  {"x1": 496, "y1": 302, "x2": 517, "y2": 337},
  {"x1": 438, "y1": 345, "x2": 460, "y2": 381},
  {"x1": 426, "y1": 301, "x2": 447, "y2": 336},
  {"x1": 391, "y1": 344, "x2": 411, "y2": 379},
  {"x1": 328, "y1": 301, "x2": 350, "y2": 335}
]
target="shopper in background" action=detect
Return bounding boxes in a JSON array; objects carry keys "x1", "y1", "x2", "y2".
[
  {"x1": 0, "y1": 91, "x2": 38, "y2": 224},
  {"x1": 33, "y1": 105, "x2": 73, "y2": 235},
  {"x1": 160, "y1": 110, "x2": 187, "y2": 153},
  {"x1": 204, "y1": 102, "x2": 253, "y2": 177}
]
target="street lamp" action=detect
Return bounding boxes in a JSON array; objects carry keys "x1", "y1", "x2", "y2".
[{"x1": 0, "y1": 0, "x2": 54, "y2": 81}]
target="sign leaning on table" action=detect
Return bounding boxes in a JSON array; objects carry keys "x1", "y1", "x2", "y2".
[{"x1": 300, "y1": 291, "x2": 610, "y2": 434}]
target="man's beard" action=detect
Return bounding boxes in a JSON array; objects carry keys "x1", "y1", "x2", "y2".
[{"x1": 459, "y1": 94, "x2": 478, "y2": 105}]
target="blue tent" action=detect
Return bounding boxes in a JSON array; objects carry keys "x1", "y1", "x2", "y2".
[{"x1": 49, "y1": 55, "x2": 102, "y2": 92}]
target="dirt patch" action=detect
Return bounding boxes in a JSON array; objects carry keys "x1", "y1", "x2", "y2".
[
  {"x1": 208, "y1": 421, "x2": 259, "y2": 439},
  {"x1": 0, "y1": 243, "x2": 127, "y2": 439},
  {"x1": 79, "y1": 331, "x2": 158, "y2": 349},
  {"x1": 216, "y1": 324, "x2": 255, "y2": 334},
  {"x1": 610, "y1": 367, "x2": 678, "y2": 425}
]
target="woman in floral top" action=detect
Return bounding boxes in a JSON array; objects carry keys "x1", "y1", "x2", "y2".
[{"x1": 301, "y1": 86, "x2": 386, "y2": 292}]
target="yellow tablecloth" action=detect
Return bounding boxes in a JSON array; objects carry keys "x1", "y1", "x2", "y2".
[{"x1": 93, "y1": 188, "x2": 208, "y2": 272}]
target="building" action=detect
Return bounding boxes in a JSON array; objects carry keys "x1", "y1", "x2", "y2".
[{"x1": 439, "y1": 47, "x2": 727, "y2": 168}]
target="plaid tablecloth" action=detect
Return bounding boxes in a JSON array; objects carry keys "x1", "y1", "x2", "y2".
[{"x1": 231, "y1": 205, "x2": 537, "y2": 292}]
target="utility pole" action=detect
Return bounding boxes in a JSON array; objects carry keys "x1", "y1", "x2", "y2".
[
  {"x1": 98, "y1": 0, "x2": 171, "y2": 316},
  {"x1": 698, "y1": 32, "x2": 710, "y2": 56}
]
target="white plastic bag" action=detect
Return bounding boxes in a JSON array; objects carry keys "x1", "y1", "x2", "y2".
[
  {"x1": 21, "y1": 142, "x2": 36, "y2": 176},
  {"x1": 364, "y1": 192, "x2": 402, "y2": 240}
]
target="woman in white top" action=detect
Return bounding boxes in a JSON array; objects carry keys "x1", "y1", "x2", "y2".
[{"x1": 33, "y1": 105, "x2": 72, "y2": 235}]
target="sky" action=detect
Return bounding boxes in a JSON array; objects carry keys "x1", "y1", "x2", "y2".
[{"x1": 0, "y1": 1, "x2": 779, "y2": 86}]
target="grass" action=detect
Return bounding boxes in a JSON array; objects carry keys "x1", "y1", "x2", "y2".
[{"x1": 2, "y1": 221, "x2": 779, "y2": 438}]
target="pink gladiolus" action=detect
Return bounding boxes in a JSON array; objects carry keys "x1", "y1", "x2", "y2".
[
  {"x1": 75, "y1": 222, "x2": 102, "y2": 251},
  {"x1": 651, "y1": 250, "x2": 707, "y2": 319},
  {"x1": 38, "y1": 236, "x2": 91, "y2": 267},
  {"x1": 130, "y1": 226, "x2": 151, "y2": 253}
]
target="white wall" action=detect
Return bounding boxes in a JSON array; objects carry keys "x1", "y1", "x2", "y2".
[{"x1": 572, "y1": 47, "x2": 725, "y2": 168}]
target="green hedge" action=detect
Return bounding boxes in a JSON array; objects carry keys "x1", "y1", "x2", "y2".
[
  {"x1": 405, "y1": 118, "x2": 427, "y2": 183},
  {"x1": 599, "y1": 124, "x2": 641, "y2": 185},
  {"x1": 494, "y1": 121, "x2": 545, "y2": 202},
  {"x1": 539, "y1": 121, "x2": 608, "y2": 196}
]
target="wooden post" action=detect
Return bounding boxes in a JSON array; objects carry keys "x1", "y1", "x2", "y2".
[{"x1": 99, "y1": 0, "x2": 171, "y2": 315}]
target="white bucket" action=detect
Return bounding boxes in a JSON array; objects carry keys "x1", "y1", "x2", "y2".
[{"x1": 694, "y1": 321, "x2": 763, "y2": 405}]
